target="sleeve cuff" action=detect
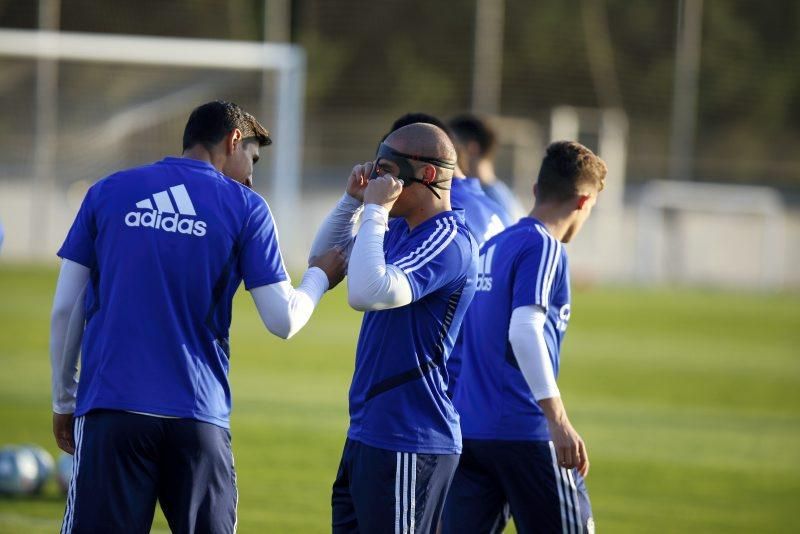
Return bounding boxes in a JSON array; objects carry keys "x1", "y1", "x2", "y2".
[
  {"x1": 362, "y1": 204, "x2": 389, "y2": 228},
  {"x1": 302, "y1": 266, "x2": 330, "y2": 303},
  {"x1": 340, "y1": 193, "x2": 364, "y2": 210},
  {"x1": 52, "y1": 401, "x2": 76, "y2": 414}
]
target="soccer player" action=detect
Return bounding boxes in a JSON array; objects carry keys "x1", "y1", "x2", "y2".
[
  {"x1": 441, "y1": 141, "x2": 607, "y2": 534},
  {"x1": 383, "y1": 113, "x2": 512, "y2": 395},
  {"x1": 310, "y1": 123, "x2": 478, "y2": 533},
  {"x1": 50, "y1": 100, "x2": 345, "y2": 533},
  {"x1": 449, "y1": 113, "x2": 526, "y2": 221}
]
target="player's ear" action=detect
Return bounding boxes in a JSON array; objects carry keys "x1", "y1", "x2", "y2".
[
  {"x1": 225, "y1": 128, "x2": 243, "y2": 155},
  {"x1": 421, "y1": 164, "x2": 437, "y2": 185},
  {"x1": 532, "y1": 183, "x2": 539, "y2": 199},
  {"x1": 576, "y1": 194, "x2": 590, "y2": 210}
]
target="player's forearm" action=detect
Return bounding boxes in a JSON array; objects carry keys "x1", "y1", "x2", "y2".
[
  {"x1": 308, "y1": 193, "x2": 363, "y2": 261},
  {"x1": 347, "y1": 204, "x2": 412, "y2": 311},
  {"x1": 538, "y1": 396, "x2": 570, "y2": 427},
  {"x1": 508, "y1": 305, "x2": 561, "y2": 401},
  {"x1": 251, "y1": 268, "x2": 329, "y2": 340},
  {"x1": 50, "y1": 260, "x2": 90, "y2": 414}
]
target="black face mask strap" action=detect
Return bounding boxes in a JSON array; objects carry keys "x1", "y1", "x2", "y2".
[
  {"x1": 407, "y1": 177, "x2": 451, "y2": 199},
  {"x1": 371, "y1": 143, "x2": 455, "y2": 199}
]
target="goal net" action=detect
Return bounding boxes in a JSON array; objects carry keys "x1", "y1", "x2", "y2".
[{"x1": 0, "y1": 28, "x2": 305, "y2": 263}]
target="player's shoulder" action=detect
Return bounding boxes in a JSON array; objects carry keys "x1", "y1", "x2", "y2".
[
  {"x1": 489, "y1": 218, "x2": 558, "y2": 255},
  {"x1": 441, "y1": 210, "x2": 478, "y2": 267},
  {"x1": 83, "y1": 164, "x2": 154, "y2": 198},
  {"x1": 392, "y1": 211, "x2": 473, "y2": 274}
]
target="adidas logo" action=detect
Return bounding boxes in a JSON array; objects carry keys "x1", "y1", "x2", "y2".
[{"x1": 124, "y1": 184, "x2": 207, "y2": 237}]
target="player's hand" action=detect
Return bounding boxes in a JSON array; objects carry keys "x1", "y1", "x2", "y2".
[
  {"x1": 310, "y1": 247, "x2": 347, "y2": 289},
  {"x1": 549, "y1": 416, "x2": 589, "y2": 477},
  {"x1": 363, "y1": 174, "x2": 403, "y2": 212},
  {"x1": 53, "y1": 412, "x2": 75, "y2": 455},
  {"x1": 346, "y1": 162, "x2": 372, "y2": 202}
]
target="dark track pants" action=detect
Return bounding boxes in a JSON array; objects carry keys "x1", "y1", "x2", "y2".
[
  {"x1": 442, "y1": 439, "x2": 593, "y2": 534},
  {"x1": 332, "y1": 438, "x2": 460, "y2": 534},
  {"x1": 61, "y1": 410, "x2": 237, "y2": 534}
]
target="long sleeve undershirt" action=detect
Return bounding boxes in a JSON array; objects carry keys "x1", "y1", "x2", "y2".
[
  {"x1": 346, "y1": 204, "x2": 413, "y2": 311},
  {"x1": 508, "y1": 304, "x2": 561, "y2": 401},
  {"x1": 308, "y1": 193, "x2": 363, "y2": 261}
]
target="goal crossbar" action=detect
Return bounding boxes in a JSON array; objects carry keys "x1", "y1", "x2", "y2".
[{"x1": 0, "y1": 28, "x2": 306, "y2": 264}]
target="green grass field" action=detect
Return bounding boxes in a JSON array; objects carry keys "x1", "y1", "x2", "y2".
[{"x1": 0, "y1": 264, "x2": 798, "y2": 533}]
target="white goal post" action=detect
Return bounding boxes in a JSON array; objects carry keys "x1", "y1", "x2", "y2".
[
  {"x1": 0, "y1": 28, "x2": 305, "y2": 259},
  {"x1": 635, "y1": 180, "x2": 786, "y2": 288}
]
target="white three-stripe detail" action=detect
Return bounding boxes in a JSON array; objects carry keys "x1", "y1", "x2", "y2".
[
  {"x1": 539, "y1": 228, "x2": 557, "y2": 305},
  {"x1": 409, "y1": 453, "x2": 417, "y2": 534},
  {"x1": 394, "y1": 452, "x2": 417, "y2": 534},
  {"x1": 402, "y1": 453, "x2": 409, "y2": 533},
  {"x1": 62, "y1": 416, "x2": 85, "y2": 534},
  {"x1": 543, "y1": 233, "x2": 561, "y2": 304},
  {"x1": 169, "y1": 184, "x2": 197, "y2": 216},
  {"x1": 394, "y1": 217, "x2": 455, "y2": 271},
  {"x1": 153, "y1": 191, "x2": 176, "y2": 213},
  {"x1": 397, "y1": 218, "x2": 459, "y2": 274},
  {"x1": 393, "y1": 219, "x2": 446, "y2": 267},
  {"x1": 567, "y1": 469, "x2": 583, "y2": 534},
  {"x1": 135, "y1": 184, "x2": 196, "y2": 215},
  {"x1": 535, "y1": 226, "x2": 561, "y2": 305},
  {"x1": 395, "y1": 453, "x2": 402, "y2": 534},
  {"x1": 549, "y1": 442, "x2": 569, "y2": 534},
  {"x1": 562, "y1": 469, "x2": 576, "y2": 534},
  {"x1": 534, "y1": 229, "x2": 551, "y2": 305}
]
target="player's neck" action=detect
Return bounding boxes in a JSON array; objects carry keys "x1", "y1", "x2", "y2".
[
  {"x1": 404, "y1": 198, "x2": 451, "y2": 230},
  {"x1": 529, "y1": 204, "x2": 572, "y2": 242},
  {"x1": 182, "y1": 146, "x2": 225, "y2": 173}
]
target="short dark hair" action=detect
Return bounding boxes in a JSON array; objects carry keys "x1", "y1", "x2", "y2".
[
  {"x1": 182, "y1": 100, "x2": 271, "y2": 151},
  {"x1": 448, "y1": 114, "x2": 497, "y2": 157},
  {"x1": 382, "y1": 112, "x2": 454, "y2": 142},
  {"x1": 536, "y1": 141, "x2": 607, "y2": 202}
]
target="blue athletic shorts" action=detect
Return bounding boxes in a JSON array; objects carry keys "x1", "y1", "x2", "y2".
[
  {"x1": 442, "y1": 439, "x2": 593, "y2": 534},
  {"x1": 60, "y1": 410, "x2": 237, "y2": 534},
  {"x1": 332, "y1": 438, "x2": 460, "y2": 534}
]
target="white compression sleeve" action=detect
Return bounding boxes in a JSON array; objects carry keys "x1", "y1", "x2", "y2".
[
  {"x1": 249, "y1": 267, "x2": 329, "y2": 340},
  {"x1": 308, "y1": 193, "x2": 363, "y2": 261},
  {"x1": 347, "y1": 204, "x2": 413, "y2": 311},
  {"x1": 50, "y1": 259, "x2": 90, "y2": 414},
  {"x1": 508, "y1": 305, "x2": 561, "y2": 401}
]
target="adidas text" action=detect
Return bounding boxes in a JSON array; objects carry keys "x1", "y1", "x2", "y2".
[{"x1": 125, "y1": 210, "x2": 207, "y2": 236}]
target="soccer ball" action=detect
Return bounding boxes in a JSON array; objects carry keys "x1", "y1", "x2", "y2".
[
  {"x1": 20, "y1": 444, "x2": 55, "y2": 494},
  {"x1": 56, "y1": 452, "x2": 74, "y2": 493},
  {"x1": 0, "y1": 446, "x2": 39, "y2": 495}
]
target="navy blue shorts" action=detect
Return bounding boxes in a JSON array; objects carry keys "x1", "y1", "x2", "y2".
[
  {"x1": 61, "y1": 410, "x2": 237, "y2": 534},
  {"x1": 442, "y1": 439, "x2": 593, "y2": 534},
  {"x1": 332, "y1": 438, "x2": 460, "y2": 534}
]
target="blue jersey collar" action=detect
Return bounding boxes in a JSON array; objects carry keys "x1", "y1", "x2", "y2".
[{"x1": 518, "y1": 216, "x2": 551, "y2": 233}]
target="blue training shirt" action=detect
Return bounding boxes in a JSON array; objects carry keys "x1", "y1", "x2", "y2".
[
  {"x1": 450, "y1": 177, "x2": 511, "y2": 245},
  {"x1": 448, "y1": 177, "x2": 513, "y2": 390},
  {"x1": 347, "y1": 210, "x2": 478, "y2": 454},
  {"x1": 452, "y1": 217, "x2": 570, "y2": 441},
  {"x1": 58, "y1": 157, "x2": 288, "y2": 428}
]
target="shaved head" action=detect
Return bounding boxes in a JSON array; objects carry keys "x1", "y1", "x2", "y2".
[{"x1": 384, "y1": 123, "x2": 457, "y2": 176}]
